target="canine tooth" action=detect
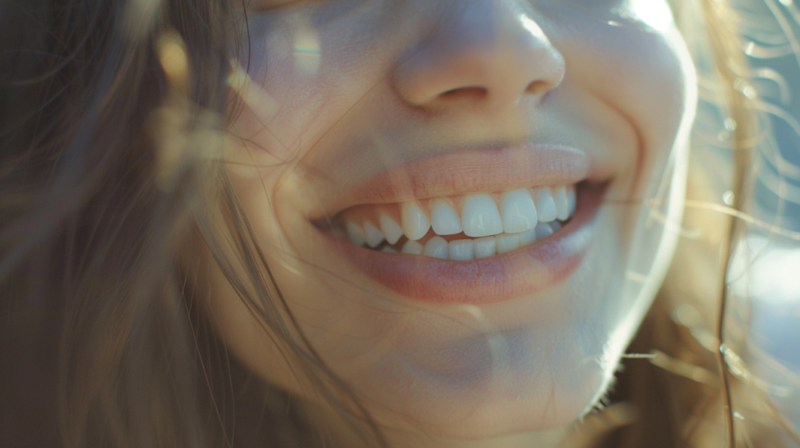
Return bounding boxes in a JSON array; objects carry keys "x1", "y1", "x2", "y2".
[
  {"x1": 553, "y1": 186, "x2": 569, "y2": 221},
  {"x1": 381, "y1": 246, "x2": 398, "y2": 253},
  {"x1": 401, "y1": 239, "x2": 423, "y2": 255},
  {"x1": 496, "y1": 234, "x2": 520, "y2": 254},
  {"x1": 534, "y1": 222, "x2": 554, "y2": 240},
  {"x1": 401, "y1": 201, "x2": 430, "y2": 241},
  {"x1": 501, "y1": 189, "x2": 538, "y2": 234},
  {"x1": 567, "y1": 187, "x2": 577, "y2": 218},
  {"x1": 532, "y1": 187, "x2": 557, "y2": 222},
  {"x1": 462, "y1": 194, "x2": 503, "y2": 237},
  {"x1": 346, "y1": 221, "x2": 366, "y2": 246},
  {"x1": 519, "y1": 228, "x2": 537, "y2": 246},
  {"x1": 423, "y1": 236, "x2": 449, "y2": 259},
  {"x1": 474, "y1": 237, "x2": 497, "y2": 259},
  {"x1": 379, "y1": 213, "x2": 404, "y2": 245},
  {"x1": 363, "y1": 221, "x2": 384, "y2": 248},
  {"x1": 567, "y1": 186, "x2": 576, "y2": 217},
  {"x1": 431, "y1": 200, "x2": 463, "y2": 235},
  {"x1": 449, "y1": 239, "x2": 474, "y2": 260},
  {"x1": 550, "y1": 221, "x2": 562, "y2": 231}
]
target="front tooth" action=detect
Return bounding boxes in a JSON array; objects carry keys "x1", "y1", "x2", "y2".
[
  {"x1": 550, "y1": 221, "x2": 562, "y2": 231},
  {"x1": 519, "y1": 228, "x2": 537, "y2": 246},
  {"x1": 532, "y1": 187, "x2": 558, "y2": 223},
  {"x1": 534, "y1": 222, "x2": 554, "y2": 239},
  {"x1": 401, "y1": 239, "x2": 423, "y2": 255},
  {"x1": 346, "y1": 221, "x2": 366, "y2": 246},
  {"x1": 449, "y1": 239, "x2": 474, "y2": 260},
  {"x1": 381, "y1": 246, "x2": 398, "y2": 253},
  {"x1": 363, "y1": 221, "x2": 385, "y2": 248},
  {"x1": 501, "y1": 189, "x2": 538, "y2": 234},
  {"x1": 430, "y1": 200, "x2": 463, "y2": 235},
  {"x1": 462, "y1": 194, "x2": 504, "y2": 237},
  {"x1": 496, "y1": 234, "x2": 520, "y2": 254},
  {"x1": 379, "y1": 213, "x2": 404, "y2": 245},
  {"x1": 401, "y1": 201, "x2": 431, "y2": 241},
  {"x1": 567, "y1": 186, "x2": 576, "y2": 217},
  {"x1": 474, "y1": 237, "x2": 497, "y2": 259},
  {"x1": 423, "y1": 236, "x2": 449, "y2": 259},
  {"x1": 553, "y1": 186, "x2": 570, "y2": 221}
]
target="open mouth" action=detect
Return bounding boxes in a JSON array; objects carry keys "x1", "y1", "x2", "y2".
[
  {"x1": 312, "y1": 181, "x2": 605, "y2": 304},
  {"x1": 303, "y1": 143, "x2": 606, "y2": 304},
  {"x1": 331, "y1": 184, "x2": 576, "y2": 260}
]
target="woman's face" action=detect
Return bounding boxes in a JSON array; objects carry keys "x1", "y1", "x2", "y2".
[{"x1": 205, "y1": 0, "x2": 696, "y2": 442}]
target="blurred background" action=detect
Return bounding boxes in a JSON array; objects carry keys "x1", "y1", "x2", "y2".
[{"x1": 724, "y1": 0, "x2": 800, "y2": 445}]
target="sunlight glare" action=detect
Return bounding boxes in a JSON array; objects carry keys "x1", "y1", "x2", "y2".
[
  {"x1": 630, "y1": 0, "x2": 674, "y2": 32},
  {"x1": 519, "y1": 14, "x2": 546, "y2": 39}
]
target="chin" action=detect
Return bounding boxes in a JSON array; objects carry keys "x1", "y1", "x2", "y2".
[
  {"x1": 373, "y1": 365, "x2": 608, "y2": 440},
  {"x1": 348, "y1": 318, "x2": 617, "y2": 440}
]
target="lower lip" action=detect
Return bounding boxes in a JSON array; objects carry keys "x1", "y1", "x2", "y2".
[{"x1": 319, "y1": 184, "x2": 606, "y2": 305}]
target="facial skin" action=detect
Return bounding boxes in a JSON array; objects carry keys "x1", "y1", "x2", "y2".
[{"x1": 200, "y1": 0, "x2": 696, "y2": 446}]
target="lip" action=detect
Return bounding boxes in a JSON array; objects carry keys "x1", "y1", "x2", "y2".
[
  {"x1": 318, "y1": 182, "x2": 606, "y2": 304},
  {"x1": 311, "y1": 143, "x2": 594, "y2": 219}
]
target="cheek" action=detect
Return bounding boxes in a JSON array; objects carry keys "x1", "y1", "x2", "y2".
[
  {"x1": 557, "y1": 19, "x2": 693, "y2": 190},
  {"x1": 235, "y1": 10, "x2": 397, "y2": 162},
  {"x1": 234, "y1": 16, "x2": 332, "y2": 160}
]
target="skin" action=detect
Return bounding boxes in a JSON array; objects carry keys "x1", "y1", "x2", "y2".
[{"x1": 198, "y1": 0, "x2": 697, "y2": 446}]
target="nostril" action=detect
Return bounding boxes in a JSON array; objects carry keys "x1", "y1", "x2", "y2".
[
  {"x1": 441, "y1": 86, "x2": 488, "y2": 101},
  {"x1": 442, "y1": 87, "x2": 489, "y2": 98},
  {"x1": 525, "y1": 80, "x2": 552, "y2": 96}
]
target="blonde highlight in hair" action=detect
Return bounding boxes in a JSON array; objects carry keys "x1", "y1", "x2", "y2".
[{"x1": 592, "y1": 1, "x2": 800, "y2": 447}]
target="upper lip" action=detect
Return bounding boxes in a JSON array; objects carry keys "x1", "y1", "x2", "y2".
[{"x1": 309, "y1": 142, "x2": 597, "y2": 221}]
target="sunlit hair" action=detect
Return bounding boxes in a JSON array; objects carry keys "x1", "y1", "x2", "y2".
[
  {"x1": 595, "y1": 1, "x2": 800, "y2": 447},
  {"x1": 0, "y1": 0, "x2": 797, "y2": 447}
]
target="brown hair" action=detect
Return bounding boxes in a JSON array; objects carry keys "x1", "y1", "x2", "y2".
[
  {"x1": 0, "y1": 0, "x2": 778, "y2": 447},
  {"x1": 0, "y1": 0, "x2": 238, "y2": 446},
  {"x1": 0, "y1": 0, "x2": 384, "y2": 446}
]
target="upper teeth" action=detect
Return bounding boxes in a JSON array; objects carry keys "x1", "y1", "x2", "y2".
[
  {"x1": 379, "y1": 213, "x2": 404, "y2": 245},
  {"x1": 341, "y1": 185, "x2": 576, "y2": 257}
]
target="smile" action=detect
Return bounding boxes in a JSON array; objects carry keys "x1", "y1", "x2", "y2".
[
  {"x1": 337, "y1": 185, "x2": 577, "y2": 260},
  {"x1": 309, "y1": 144, "x2": 607, "y2": 305}
]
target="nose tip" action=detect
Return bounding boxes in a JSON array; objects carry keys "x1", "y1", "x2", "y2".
[{"x1": 393, "y1": 6, "x2": 565, "y2": 111}]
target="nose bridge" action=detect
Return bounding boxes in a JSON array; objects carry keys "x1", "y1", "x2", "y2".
[
  {"x1": 393, "y1": 0, "x2": 565, "y2": 110},
  {"x1": 446, "y1": 0, "x2": 504, "y2": 51}
]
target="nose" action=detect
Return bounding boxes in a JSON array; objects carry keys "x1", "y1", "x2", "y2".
[{"x1": 392, "y1": 1, "x2": 565, "y2": 111}]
